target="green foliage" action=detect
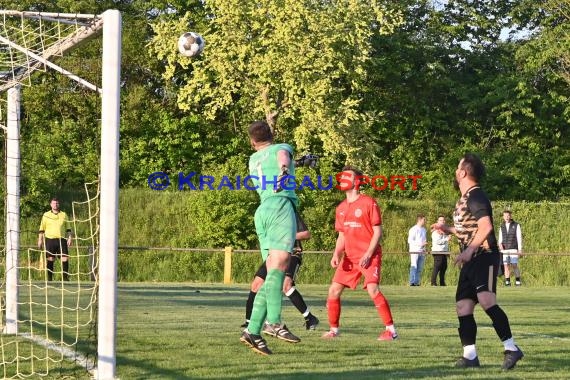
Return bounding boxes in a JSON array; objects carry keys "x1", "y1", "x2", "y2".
[
  {"x1": 364, "y1": 0, "x2": 570, "y2": 200},
  {"x1": 5, "y1": 188, "x2": 570, "y2": 285},
  {"x1": 149, "y1": 0, "x2": 404, "y2": 170},
  {"x1": 3, "y1": 0, "x2": 569, "y2": 205},
  {"x1": 108, "y1": 191, "x2": 570, "y2": 285},
  {"x1": 0, "y1": 0, "x2": 217, "y2": 209},
  {"x1": 2, "y1": 0, "x2": 570, "y2": 275},
  {"x1": 118, "y1": 250, "x2": 225, "y2": 282},
  {"x1": 117, "y1": 156, "x2": 260, "y2": 250}
]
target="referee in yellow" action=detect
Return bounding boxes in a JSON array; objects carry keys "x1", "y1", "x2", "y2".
[{"x1": 37, "y1": 197, "x2": 73, "y2": 281}]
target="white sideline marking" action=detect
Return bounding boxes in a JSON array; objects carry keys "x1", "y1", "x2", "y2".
[
  {"x1": 514, "y1": 331, "x2": 570, "y2": 341},
  {"x1": 479, "y1": 326, "x2": 569, "y2": 341},
  {"x1": 20, "y1": 333, "x2": 97, "y2": 377}
]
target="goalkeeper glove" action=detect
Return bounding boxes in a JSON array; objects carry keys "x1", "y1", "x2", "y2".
[{"x1": 295, "y1": 154, "x2": 319, "y2": 169}]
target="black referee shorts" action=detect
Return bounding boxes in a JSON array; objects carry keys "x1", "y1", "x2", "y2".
[
  {"x1": 456, "y1": 251, "x2": 500, "y2": 303},
  {"x1": 254, "y1": 253, "x2": 303, "y2": 284},
  {"x1": 45, "y1": 238, "x2": 69, "y2": 257}
]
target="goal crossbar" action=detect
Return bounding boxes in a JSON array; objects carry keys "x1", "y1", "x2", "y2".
[{"x1": 0, "y1": 11, "x2": 98, "y2": 19}]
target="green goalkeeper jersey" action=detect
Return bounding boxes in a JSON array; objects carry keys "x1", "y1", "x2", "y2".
[{"x1": 248, "y1": 143, "x2": 298, "y2": 206}]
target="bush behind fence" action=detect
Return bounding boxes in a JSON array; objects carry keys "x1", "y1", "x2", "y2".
[
  {"x1": 2, "y1": 248, "x2": 568, "y2": 286},
  {"x1": 117, "y1": 249, "x2": 570, "y2": 286},
  {"x1": 4, "y1": 190, "x2": 570, "y2": 285}
]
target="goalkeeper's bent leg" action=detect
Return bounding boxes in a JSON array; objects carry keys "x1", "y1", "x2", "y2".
[
  {"x1": 248, "y1": 285, "x2": 267, "y2": 335},
  {"x1": 265, "y1": 269, "x2": 285, "y2": 324}
]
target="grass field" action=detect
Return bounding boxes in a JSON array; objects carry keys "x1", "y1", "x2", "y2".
[{"x1": 115, "y1": 283, "x2": 570, "y2": 380}]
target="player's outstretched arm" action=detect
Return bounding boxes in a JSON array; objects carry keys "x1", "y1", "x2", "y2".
[
  {"x1": 296, "y1": 230, "x2": 311, "y2": 241},
  {"x1": 277, "y1": 149, "x2": 292, "y2": 169},
  {"x1": 430, "y1": 222, "x2": 455, "y2": 236},
  {"x1": 274, "y1": 149, "x2": 292, "y2": 193}
]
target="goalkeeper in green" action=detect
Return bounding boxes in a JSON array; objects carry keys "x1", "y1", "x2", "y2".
[
  {"x1": 240, "y1": 120, "x2": 301, "y2": 356},
  {"x1": 241, "y1": 211, "x2": 319, "y2": 332}
]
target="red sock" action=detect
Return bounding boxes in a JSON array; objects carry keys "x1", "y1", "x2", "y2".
[
  {"x1": 373, "y1": 292, "x2": 393, "y2": 326},
  {"x1": 326, "y1": 298, "x2": 341, "y2": 328}
]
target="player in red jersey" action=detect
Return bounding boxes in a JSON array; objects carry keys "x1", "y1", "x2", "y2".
[{"x1": 322, "y1": 166, "x2": 398, "y2": 341}]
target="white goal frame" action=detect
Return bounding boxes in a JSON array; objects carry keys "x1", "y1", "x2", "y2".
[{"x1": 1, "y1": 9, "x2": 121, "y2": 380}]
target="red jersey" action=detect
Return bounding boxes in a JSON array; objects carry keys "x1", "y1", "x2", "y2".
[{"x1": 335, "y1": 194, "x2": 382, "y2": 260}]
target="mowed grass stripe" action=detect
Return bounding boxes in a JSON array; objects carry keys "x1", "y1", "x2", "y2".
[{"x1": 116, "y1": 283, "x2": 570, "y2": 379}]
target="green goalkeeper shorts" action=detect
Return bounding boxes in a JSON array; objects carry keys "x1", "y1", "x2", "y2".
[{"x1": 254, "y1": 196, "x2": 297, "y2": 261}]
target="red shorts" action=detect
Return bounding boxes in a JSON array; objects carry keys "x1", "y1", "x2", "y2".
[{"x1": 332, "y1": 254, "x2": 382, "y2": 290}]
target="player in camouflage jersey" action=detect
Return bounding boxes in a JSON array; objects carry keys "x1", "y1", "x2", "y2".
[
  {"x1": 240, "y1": 120, "x2": 301, "y2": 356},
  {"x1": 431, "y1": 153, "x2": 523, "y2": 370}
]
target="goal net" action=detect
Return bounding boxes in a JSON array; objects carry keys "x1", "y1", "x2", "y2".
[{"x1": 0, "y1": 10, "x2": 120, "y2": 379}]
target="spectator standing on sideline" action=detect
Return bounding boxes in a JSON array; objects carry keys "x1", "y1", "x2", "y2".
[
  {"x1": 431, "y1": 215, "x2": 451, "y2": 286},
  {"x1": 37, "y1": 197, "x2": 72, "y2": 281},
  {"x1": 498, "y1": 210, "x2": 523, "y2": 286},
  {"x1": 408, "y1": 214, "x2": 427, "y2": 286}
]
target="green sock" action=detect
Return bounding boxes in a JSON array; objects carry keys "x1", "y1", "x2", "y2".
[
  {"x1": 265, "y1": 269, "x2": 285, "y2": 324},
  {"x1": 248, "y1": 282, "x2": 267, "y2": 334}
]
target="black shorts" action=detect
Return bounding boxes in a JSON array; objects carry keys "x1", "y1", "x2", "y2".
[
  {"x1": 456, "y1": 252, "x2": 500, "y2": 303},
  {"x1": 254, "y1": 253, "x2": 303, "y2": 284},
  {"x1": 45, "y1": 238, "x2": 69, "y2": 257}
]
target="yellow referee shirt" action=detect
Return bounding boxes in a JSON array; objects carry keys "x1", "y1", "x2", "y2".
[{"x1": 39, "y1": 211, "x2": 71, "y2": 239}]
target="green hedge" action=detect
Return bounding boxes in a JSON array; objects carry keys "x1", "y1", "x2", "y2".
[
  {"x1": 112, "y1": 248, "x2": 570, "y2": 286},
  {"x1": 6, "y1": 186, "x2": 570, "y2": 285}
]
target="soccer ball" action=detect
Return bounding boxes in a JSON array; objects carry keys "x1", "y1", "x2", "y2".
[{"x1": 178, "y1": 32, "x2": 205, "y2": 57}]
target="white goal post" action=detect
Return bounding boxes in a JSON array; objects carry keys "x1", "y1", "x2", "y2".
[
  {"x1": 0, "y1": 9, "x2": 121, "y2": 380},
  {"x1": 98, "y1": 9, "x2": 121, "y2": 380}
]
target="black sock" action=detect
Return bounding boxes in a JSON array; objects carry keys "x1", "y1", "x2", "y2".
[
  {"x1": 287, "y1": 288, "x2": 308, "y2": 315},
  {"x1": 515, "y1": 277, "x2": 521, "y2": 282},
  {"x1": 245, "y1": 291, "x2": 256, "y2": 321},
  {"x1": 505, "y1": 277, "x2": 510, "y2": 282},
  {"x1": 62, "y1": 261, "x2": 69, "y2": 280},
  {"x1": 46, "y1": 260, "x2": 54, "y2": 281},
  {"x1": 485, "y1": 304, "x2": 512, "y2": 341},
  {"x1": 458, "y1": 314, "x2": 477, "y2": 346}
]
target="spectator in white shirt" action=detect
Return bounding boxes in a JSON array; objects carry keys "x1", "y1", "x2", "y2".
[
  {"x1": 498, "y1": 210, "x2": 523, "y2": 286},
  {"x1": 431, "y1": 215, "x2": 451, "y2": 286},
  {"x1": 408, "y1": 214, "x2": 427, "y2": 286}
]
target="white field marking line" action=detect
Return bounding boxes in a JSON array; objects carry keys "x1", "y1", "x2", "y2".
[
  {"x1": 512, "y1": 331, "x2": 570, "y2": 341},
  {"x1": 20, "y1": 333, "x2": 97, "y2": 376}
]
